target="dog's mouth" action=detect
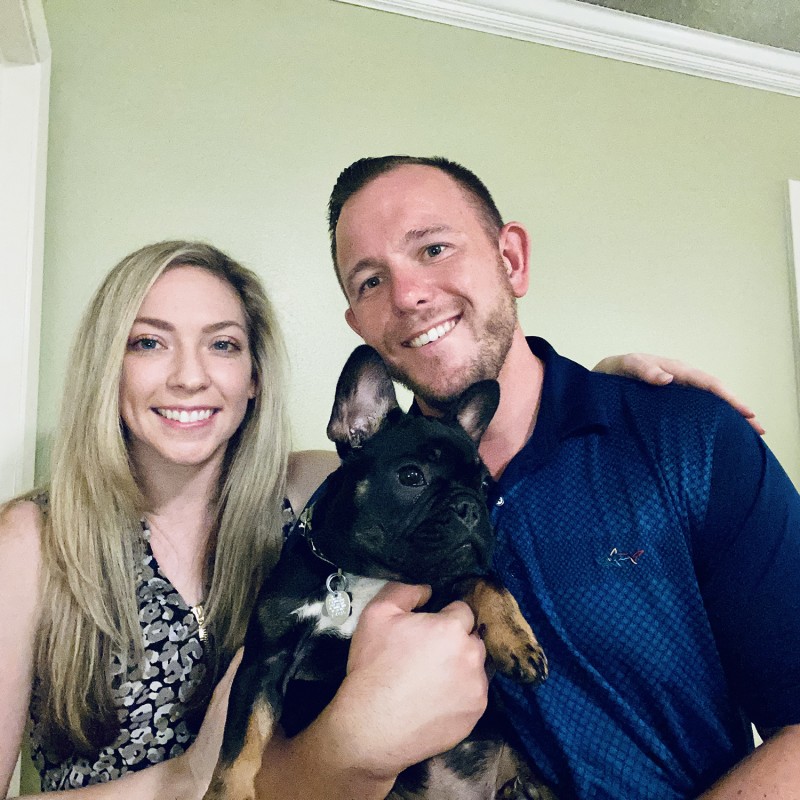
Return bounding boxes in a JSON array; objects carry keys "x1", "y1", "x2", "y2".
[
  {"x1": 391, "y1": 537, "x2": 491, "y2": 585},
  {"x1": 446, "y1": 540, "x2": 491, "y2": 575}
]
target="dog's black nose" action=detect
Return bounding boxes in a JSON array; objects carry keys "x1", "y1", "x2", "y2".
[{"x1": 456, "y1": 499, "x2": 480, "y2": 530}]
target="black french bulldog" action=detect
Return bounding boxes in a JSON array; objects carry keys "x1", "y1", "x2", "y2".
[{"x1": 204, "y1": 345, "x2": 555, "y2": 800}]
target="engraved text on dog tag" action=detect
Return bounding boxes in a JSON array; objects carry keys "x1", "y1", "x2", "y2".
[{"x1": 324, "y1": 571, "x2": 352, "y2": 626}]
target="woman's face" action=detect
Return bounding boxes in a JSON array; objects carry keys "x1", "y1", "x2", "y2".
[{"x1": 119, "y1": 265, "x2": 256, "y2": 475}]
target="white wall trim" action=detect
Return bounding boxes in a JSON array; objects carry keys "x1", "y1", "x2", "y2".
[
  {"x1": 0, "y1": 9, "x2": 49, "y2": 794},
  {"x1": 788, "y1": 181, "x2": 800, "y2": 426},
  {"x1": 333, "y1": 0, "x2": 800, "y2": 97},
  {"x1": 0, "y1": 0, "x2": 48, "y2": 64},
  {"x1": 0, "y1": 0, "x2": 50, "y2": 510}
]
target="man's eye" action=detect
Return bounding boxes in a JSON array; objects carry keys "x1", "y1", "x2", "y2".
[
  {"x1": 425, "y1": 244, "x2": 445, "y2": 258},
  {"x1": 398, "y1": 465, "x2": 426, "y2": 487},
  {"x1": 360, "y1": 275, "x2": 381, "y2": 293}
]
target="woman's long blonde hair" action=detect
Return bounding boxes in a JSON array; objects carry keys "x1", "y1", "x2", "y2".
[{"x1": 35, "y1": 241, "x2": 291, "y2": 750}]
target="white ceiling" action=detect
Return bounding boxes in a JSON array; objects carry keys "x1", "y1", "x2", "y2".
[{"x1": 575, "y1": 0, "x2": 800, "y2": 54}]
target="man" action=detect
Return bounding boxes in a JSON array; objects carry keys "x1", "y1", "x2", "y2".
[{"x1": 324, "y1": 155, "x2": 800, "y2": 799}]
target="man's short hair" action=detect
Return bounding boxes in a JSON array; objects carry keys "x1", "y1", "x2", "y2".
[{"x1": 327, "y1": 155, "x2": 504, "y2": 294}]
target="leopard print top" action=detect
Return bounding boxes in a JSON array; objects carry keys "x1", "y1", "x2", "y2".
[{"x1": 28, "y1": 496, "x2": 296, "y2": 791}]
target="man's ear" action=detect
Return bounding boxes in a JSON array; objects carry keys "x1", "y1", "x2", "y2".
[
  {"x1": 498, "y1": 221, "x2": 530, "y2": 298},
  {"x1": 345, "y1": 306, "x2": 363, "y2": 337}
]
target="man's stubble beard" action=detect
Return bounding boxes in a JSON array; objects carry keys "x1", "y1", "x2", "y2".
[{"x1": 387, "y1": 265, "x2": 518, "y2": 413}]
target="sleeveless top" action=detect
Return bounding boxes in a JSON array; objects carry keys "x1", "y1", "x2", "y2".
[{"x1": 28, "y1": 495, "x2": 296, "y2": 791}]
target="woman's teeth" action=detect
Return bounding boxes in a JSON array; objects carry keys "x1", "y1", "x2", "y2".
[
  {"x1": 408, "y1": 319, "x2": 456, "y2": 349},
  {"x1": 157, "y1": 408, "x2": 214, "y2": 423}
]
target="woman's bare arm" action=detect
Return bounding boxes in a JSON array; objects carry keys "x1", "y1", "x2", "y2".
[
  {"x1": 286, "y1": 450, "x2": 340, "y2": 513},
  {"x1": 0, "y1": 501, "x2": 242, "y2": 800}
]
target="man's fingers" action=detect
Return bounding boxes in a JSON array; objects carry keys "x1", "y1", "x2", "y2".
[
  {"x1": 438, "y1": 599, "x2": 478, "y2": 633},
  {"x1": 593, "y1": 353, "x2": 765, "y2": 435},
  {"x1": 368, "y1": 580, "x2": 433, "y2": 614}
]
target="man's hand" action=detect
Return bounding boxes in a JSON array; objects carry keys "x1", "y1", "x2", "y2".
[
  {"x1": 338, "y1": 581, "x2": 489, "y2": 779},
  {"x1": 593, "y1": 353, "x2": 765, "y2": 435}
]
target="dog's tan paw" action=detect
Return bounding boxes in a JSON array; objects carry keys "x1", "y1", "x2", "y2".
[
  {"x1": 491, "y1": 635, "x2": 548, "y2": 685},
  {"x1": 465, "y1": 579, "x2": 549, "y2": 685}
]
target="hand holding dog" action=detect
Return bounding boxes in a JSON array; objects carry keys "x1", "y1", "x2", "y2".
[{"x1": 339, "y1": 580, "x2": 490, "y2": 779}]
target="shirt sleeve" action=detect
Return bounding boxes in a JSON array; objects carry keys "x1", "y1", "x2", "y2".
[{"x1": 696, "y1": 404, "x2": 800, "y2": 732}]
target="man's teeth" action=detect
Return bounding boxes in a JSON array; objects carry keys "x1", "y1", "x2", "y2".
[
  {"x1": 408, "y1": 319, "x2": 456, "y2": 349},
  {"x1": 157, "y1": 408, "x2": 214, "y2": 423}
]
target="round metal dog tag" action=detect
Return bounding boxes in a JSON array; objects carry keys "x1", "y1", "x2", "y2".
[{"x1": 324, "y1": 572, "x2": 352, "y2": 626}]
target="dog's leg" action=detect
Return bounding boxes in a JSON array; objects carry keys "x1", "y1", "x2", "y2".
[
  {"x1": 203, "y1": 652, "x2": 290, "y2": 800},
  {"x1": 494, "y1": 743, "x2": 559, "y2": 800},
  {"x1": 496, "y1": 775, "x2": 559, "y2": 800},
  {"x1": 205, "y1": 697, "x2": 276, "y2": 800},
  {"x1": 461, "y1": 578, "x2": 548, "y2": 685}
]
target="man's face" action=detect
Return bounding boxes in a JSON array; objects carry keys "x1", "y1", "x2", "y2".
[{"x1": 335, "y1": 164, "x2": 526, "y2": 408}]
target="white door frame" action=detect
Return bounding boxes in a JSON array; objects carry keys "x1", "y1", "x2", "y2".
[
  {"x1": 0, "y1": 0, "x2": 50, "y2": 511},
  {"x1": 788, "y1": 181, "x2": 800, "y2": 426},
  {"x1": 0, "y1": 3, "x2": 50, "y2": 791}
]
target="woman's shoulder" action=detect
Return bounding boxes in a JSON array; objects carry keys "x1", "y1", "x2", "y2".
[
  {"x1": 286, "y1": 450, "x2": 340, "y2": 513},
  {"x1": 0, "y1": 497, "x2": 44, "y2": 563},
  {"x1": 0, "y1": 498, "x2": 43, "y2": 642}
]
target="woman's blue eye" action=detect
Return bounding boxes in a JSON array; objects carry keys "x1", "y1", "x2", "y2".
[{"x1": 129, "y1": 337, "x2": 158, "y2": 350}]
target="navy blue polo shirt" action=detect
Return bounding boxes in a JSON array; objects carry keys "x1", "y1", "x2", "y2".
[{"x1": 490, "y1": 338, "x2": 800, "y2": 799}]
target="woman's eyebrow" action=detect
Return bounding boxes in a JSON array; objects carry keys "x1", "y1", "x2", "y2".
[
  {"x1": 132, "y1": 316, "x2": 173, "y2": 331},
  {"x1": 131, "y1": 317, "x2": 246, "y2": 334},
  {"x1": 202, "y1": 321, "x2": 247, "y2": 334}
]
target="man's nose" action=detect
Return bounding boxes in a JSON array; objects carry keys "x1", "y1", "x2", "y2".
[{"x1": 390, "y1": 265, "x2": 433, "y2": 313}]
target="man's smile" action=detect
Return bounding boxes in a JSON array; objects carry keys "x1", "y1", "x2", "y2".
[{"x1": 404, "y1": 316, "x2": 459, "y2": 349}]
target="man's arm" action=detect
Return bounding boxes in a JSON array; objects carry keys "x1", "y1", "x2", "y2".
[
  {"x1": 700, "y1": 724, "x2": 800, "y2": 799},
  {"x1": 593, "y1": 353, "x2": 764, "y2": 434},
  {"x1": 696, "y1": 405, "x2": 800, "y2": 796}
]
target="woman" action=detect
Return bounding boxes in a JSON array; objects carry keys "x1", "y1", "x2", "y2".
[
  {"x1": 0, "y1": 240, "x2": 760, "y2": 798},
  {"x1": 0, "y1": 242, "x2": 337, "y2": 797}
]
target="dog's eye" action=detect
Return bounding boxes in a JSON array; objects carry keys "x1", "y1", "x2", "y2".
[{"x1": 398, "y1": 465, "x2": 426, "y2": 487}]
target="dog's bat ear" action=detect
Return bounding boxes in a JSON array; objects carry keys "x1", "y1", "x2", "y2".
[
  {"x1": 327, "y1": 345, "x2": 399, "y2": 454},
  {"x1": 449, "y1": 380, "x2": 500, "y2": 445}
]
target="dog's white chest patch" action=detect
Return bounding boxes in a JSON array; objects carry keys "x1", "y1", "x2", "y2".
[{"x1": 293, "y1": 576, "x2": 387, "y2": 637}]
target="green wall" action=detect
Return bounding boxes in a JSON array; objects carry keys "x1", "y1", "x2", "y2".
[{"x1": 38, "y1": 0, "x2": 800, "y2": 487}]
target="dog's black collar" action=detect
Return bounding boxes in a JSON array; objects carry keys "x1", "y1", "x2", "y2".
[{"x1": 295, "y1": 500, "x2": 340, "y2": 571}]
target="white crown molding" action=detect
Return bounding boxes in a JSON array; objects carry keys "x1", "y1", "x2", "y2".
[
  {"x1": 0, "y1": 0, "x2": 49, "y2": 523},
  {"x1": 333, "y1": 0, "x2": 800, "y2": 97}
]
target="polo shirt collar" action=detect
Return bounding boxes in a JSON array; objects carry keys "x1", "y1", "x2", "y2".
[{"x1": 514, "y1": 336, "x2": 610, "y2": 475}]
